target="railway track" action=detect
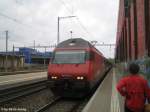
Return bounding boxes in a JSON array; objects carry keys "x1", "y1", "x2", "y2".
[
  {"x1": 0, "y1": 80, "x2": 47, "y2": 104},
  {"x1": 35, "y1": 67, "x2": 111, "y2": 112},
  {"x1": 0, "y1": 68, "x2": 112, "y2": 111},
  {"x1": 35, "y1": 68, "x2": 112, "y2": 112},
  {"x1": 36, "y1": 96, "x2": 86, "y2": 112}
]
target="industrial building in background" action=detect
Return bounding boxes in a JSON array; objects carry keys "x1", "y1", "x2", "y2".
[
  {"x1": 0, "y1": 47, "x2": 52, "y2": 71},
  {"x1": 115, "y1": 0, "x2": 150, "y2": 81},
  {"x1": 19, "y1": 47, "x2": 52, "y2": 64},
  {"x1": 0, "y1": 52, "x2": 24, "y2": 71}
]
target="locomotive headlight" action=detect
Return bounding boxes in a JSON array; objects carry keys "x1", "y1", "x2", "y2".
[
  {"x1": 80, "y1": 76, "x2": 84, "y2": 80},
  {"x1": 77, "y1": 76, "x2": 84, "y2": 80},
  {"x1": 77, "y1": 76, "x2": 81, "y2": 80},
  {"x1": 51, "y1": 76, "x2": 58, "y2": 79}
]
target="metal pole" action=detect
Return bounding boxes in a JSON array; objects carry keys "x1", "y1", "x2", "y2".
[
  {"x1": 57, "y1": 17, "x2": 60, "y2": 45},
  {"x1": 5, "y1": 30, "x2": 8, "y2": 72},
  {"x1": 44, "y1": 47, "x2": 46, "y2": 68},
  {"x1": 13, "y1": 44, "x2": 15, "y2": 70},
  {"x1": 34, "y1": 40, "x2": 35, "y2": 50},
  {"x1": 57, "y1": 16, "x2": 76, "y2": 45},
  {"x1": 70, "y1": 31, "x2": 73, "y2": 39}
]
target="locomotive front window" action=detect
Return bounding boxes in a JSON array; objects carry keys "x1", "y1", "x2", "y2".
[{"x1": 52, "y1": 51, "x2": 86, "y2": 64}]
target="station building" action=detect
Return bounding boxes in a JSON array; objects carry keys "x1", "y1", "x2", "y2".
[
  {"x1": 0, "y1": 48, "x2": 52, "y2": 71},
  {"x1": 19, "y1": 47, "x2": 52, "y2": 65}
]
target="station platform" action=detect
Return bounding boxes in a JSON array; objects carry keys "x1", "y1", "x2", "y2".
[
  {"x1": 0, "y1": 72, "x2": 47, "y2": 90},
  {"x1": 83, "y1": 68, "x2": 124, "y2": 112}
]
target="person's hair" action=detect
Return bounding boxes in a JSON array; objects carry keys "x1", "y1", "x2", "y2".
[{"x1": 129, "y1": 63, "x2": 140, "y2": 74}]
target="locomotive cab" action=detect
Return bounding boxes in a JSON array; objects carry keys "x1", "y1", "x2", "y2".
[
  {"x1": 47, "y1": 49, "x2": 91, "y2": 96},
  {"x1": 47, "y1": 38, "x2": 108, "y2": 97}
]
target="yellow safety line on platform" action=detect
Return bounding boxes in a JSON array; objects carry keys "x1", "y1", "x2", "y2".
[{"x1": 111, "y1": 69, "x2": 120, "y2": 112}]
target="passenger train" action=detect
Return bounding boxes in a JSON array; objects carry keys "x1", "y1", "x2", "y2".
[{"x1": 47, "y1": 38, "x2": 111, "y2": 97}]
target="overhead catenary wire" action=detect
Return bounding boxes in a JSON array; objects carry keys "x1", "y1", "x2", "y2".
[
  {"x1": 0, "y1": 11, "x2": 58, "y2": 48},
  {"x1": 0, "y1": 12, "x2": 33, "y2": 28},
  {"x1": 0, "y1": 12, "x2": 49, "y2": 34},
  {"x1": 56, "y1": 0, "x2": 115, "y2": 58},
  {"x1": 10, "y1": 32, "x2": 57, "y2": 49},
  {"x1": 75, "y1": 17, "x2": 94, "y2": 38},
  {"x1": 57, "y1": 0, "x2": 113, "y2": 46},
  {"x1": 0, "y1": 30, "x2": 57, "y2": 50},
  {"x1": 0, "y1": 0, "x2": 95, "y2": 42},
  {"x1": 57, "y1": 0, "x2": 96, "y2": 39},
  {"x1": 57, "y1": 0, "x2": 73, "y2": 14}
]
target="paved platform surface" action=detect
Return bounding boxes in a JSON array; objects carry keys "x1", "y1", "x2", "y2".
[
  {"x1": 0, "y1": 70, "x2": 47, "y2": 76},
  {"x1": 0, "y1": 72, "x2": 47, "y2": 90},
  {"x1": 82, "y1": 68, "x2": 124, "y2": 112}
]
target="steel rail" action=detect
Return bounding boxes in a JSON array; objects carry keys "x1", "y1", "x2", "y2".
[
  {"x1": 69, "y1": 101, "x2": 83, "y2": 112},
  {"x1": 0, "y1": 80, "x2": 47, "y2": 104},
  {"x1": 35, "y1": 97, "x2": 88, "y2": 112},
  {"x1": 35, "y1": 96, "x2": 62, "y2": 112}
]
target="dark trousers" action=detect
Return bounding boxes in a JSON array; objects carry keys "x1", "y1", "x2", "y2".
[
  {"x1": 125, "y1": 106, "x2": 133, "y2": 112},
  {"x1": 125, "y1": 106, "x2": 144, "y2": 112}
]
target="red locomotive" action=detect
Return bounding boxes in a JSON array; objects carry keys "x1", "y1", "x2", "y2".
[{"x1": 47, "y1": 38, "x2": 111, "y2": 97}]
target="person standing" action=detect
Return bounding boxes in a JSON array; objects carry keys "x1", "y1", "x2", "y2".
[{"x1": 117, "y1": 63, "x2": 150, "y2": 112}]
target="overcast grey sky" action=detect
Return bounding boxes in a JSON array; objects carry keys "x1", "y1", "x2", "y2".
[{"x1": 0, "y1": 0, "x2": 119, "y2": 58}]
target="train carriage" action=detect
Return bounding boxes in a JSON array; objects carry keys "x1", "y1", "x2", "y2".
[{"x1": 47, "y1": 38, "x2": 110, "y2": 97}]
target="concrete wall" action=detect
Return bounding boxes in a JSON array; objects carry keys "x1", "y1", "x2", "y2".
[{"x1": 0, "y1": 55, "x2": 24, "y2": 70}]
